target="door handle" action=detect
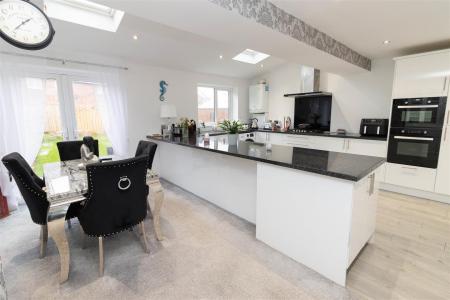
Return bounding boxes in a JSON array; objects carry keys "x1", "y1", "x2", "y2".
[
  {"x1": 396, "y1": 105, "x2": 438, "y2": 109},
  {"x1": 393, "y1": 136, "x2": 434, "y2": 141}
]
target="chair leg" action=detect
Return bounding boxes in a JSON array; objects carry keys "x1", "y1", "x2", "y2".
[
  {"x1": 67, "y1": 219, "x2": 72, "y2": 229},
  {"x1": 40, "y1": 224, "x2": 48, "y2": 258},
  {"x1": 139, "y1": 222, "x2": 150, "y2": 253},
  {"x1": 99, "y1": 237, "x2": 104, "y2": 276},
  {"x1": 81, "y1": 228, "x2": 87, "y2": 249}
]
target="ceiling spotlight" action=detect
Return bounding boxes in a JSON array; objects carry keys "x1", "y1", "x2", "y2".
[
  {"x1": 260, "y1": 64, "x2": 264, "y2": 68},
  {"x1": 383, "y1": 40, "x2": 390, "y2": 45},
  {"x1": 133, "y1": 35, "x2": 138, "y2": 40},
  {"x1": 219, "y1": 55, "x2": 223, "y2": 60}
]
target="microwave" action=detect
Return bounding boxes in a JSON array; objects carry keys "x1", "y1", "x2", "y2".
[{"x1": 390, "y1": 97, "x2": 447, "y2": 129}]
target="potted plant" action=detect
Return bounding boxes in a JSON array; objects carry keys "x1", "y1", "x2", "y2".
[{"x1": 218, "y1": 120, "x2": 244, "y2": 145}]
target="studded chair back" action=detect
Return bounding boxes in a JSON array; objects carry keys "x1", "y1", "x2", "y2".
[
  {"x1": 77, "y1": 156, "x2": 149, "y2": 237},
  {"x1": 134, "y1": 140, "x2": 158, "y2": 170},
  {"x1": 1, "y1": 152, "x2": 48, "y2": 225},
  {"x1": 57, "y1": 138, "x2": 99, "y2": 161}
]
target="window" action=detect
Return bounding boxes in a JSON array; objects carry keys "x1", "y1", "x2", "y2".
[
  {"x1": 32, "y1": 75, "x2": 113, "y2": 176},
  {"x1": 197, "y1": 86, "x2": 232, "y2": 126},
  {"x1": 44, "y1": 0, "x2": 124, "y2": 32}
]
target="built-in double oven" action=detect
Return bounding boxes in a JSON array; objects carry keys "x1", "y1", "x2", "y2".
[{"x1": 387, "y1": 97, "x2": 447, "y2": 169}]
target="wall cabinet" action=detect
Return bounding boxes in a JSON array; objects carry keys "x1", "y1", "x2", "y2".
[
  {"x1": 435, "y1": 126, "x2": 450, "y2": 195},
  {"x1": 249, "y1": 84, "x2": 269, "y2": 113},
  {"x1": 393, "y1": 50, "x2": 450, "y2": 98}
]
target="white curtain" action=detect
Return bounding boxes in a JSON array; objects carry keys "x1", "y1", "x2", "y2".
[
  {"x1": 0, "y1": 60, "x2": 46, "y2": 210},
  {"x1": 94, "y1": 70, "x2": 129, "y2": 157}
]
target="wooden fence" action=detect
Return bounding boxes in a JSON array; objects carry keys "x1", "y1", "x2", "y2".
[{"x1": 45, "y1": 104, "x2": 105, "y2": 134}]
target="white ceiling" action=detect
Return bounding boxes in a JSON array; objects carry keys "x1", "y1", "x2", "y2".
[
  {"x1": 2, "y1": 0, "x2": 449, "y2": 78},
  {"x1": 0, "y1": 0, "x2": 286, "y2": 79},
  {"x1": 272, "y1": 0, "x2": 450, "y2": 58}
]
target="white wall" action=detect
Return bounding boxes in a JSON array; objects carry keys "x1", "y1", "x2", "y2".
[
  {"x1": 321, "y1": 58, "x2": 394, "y2": 132},
  {"x1": 123, "y1": 63, "x2": 250, "y2": 154},
  {"x1": 251, "y1": 63, "x2": 302, "y2": 123},
  {"x1": 252, "y1": 58, "x2": 395, "y2": 133}
]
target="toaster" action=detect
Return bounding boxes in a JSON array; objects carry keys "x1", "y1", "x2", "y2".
[{"x1": 360, "y1": 119, "x2": 389, "y2": 137}]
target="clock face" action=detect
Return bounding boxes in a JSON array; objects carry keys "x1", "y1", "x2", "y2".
[{"x1": 0, "y1": 0, "x2": 55, "y2": 50}]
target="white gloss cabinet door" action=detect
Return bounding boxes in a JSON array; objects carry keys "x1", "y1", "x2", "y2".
[
  {"x1": 385, "y1": 163, "x2": 437, "y2": 192},
  {"x1": 346, "y1": 139, "x2": 387, "y2": 158},
  {"x1": 435, "y1": 126, "x2": 450, "y2": 195},
  {"x1": 393, "y1": 51, "x2": 450, "y2": 98}
]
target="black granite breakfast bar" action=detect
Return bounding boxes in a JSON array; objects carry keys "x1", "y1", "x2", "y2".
[
  {"x1": 147, "y1": 134, "x2": 385, "y2": 287},
  {"x1": 147, "y1": 134, "x2": 385, "y2": 182}
]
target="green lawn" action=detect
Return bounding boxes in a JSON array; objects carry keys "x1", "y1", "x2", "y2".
[{"x1": 33, "y1": 132, "x2": 112, "y2": 176}]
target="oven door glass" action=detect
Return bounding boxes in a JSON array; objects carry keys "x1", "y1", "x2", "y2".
[
  {"x1": 391, "y1": 107, "x2": 439, "y2": 128},
  {"x1": 387, "y1": 135, "x2": 441, "y2": 168}
]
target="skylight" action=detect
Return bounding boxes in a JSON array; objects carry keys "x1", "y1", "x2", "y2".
[
  {"x1": 44, "y1": 0, "x2": 125, "y2": 32},
  {"x1": 232, "y1": 49, "x2": 270, "y2": 64}
]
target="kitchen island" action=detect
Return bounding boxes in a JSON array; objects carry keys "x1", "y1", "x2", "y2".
[{"x1": 147, "y1": 134, "x2": 385, "y2": 286}]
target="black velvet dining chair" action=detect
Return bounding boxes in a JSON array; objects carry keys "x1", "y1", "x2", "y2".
[
  {"x1": 57, "y1": 137, "x2": 99, "y2": 161},
  {"x1": 2, "y1": 153, "x2": 46, "y2": 257},
  {"x1": 73, "y1": 156, "x2": 150, "y2": 276},
  {"x1": 134, "y1": 140, "x2": 158, "y2": 170}
]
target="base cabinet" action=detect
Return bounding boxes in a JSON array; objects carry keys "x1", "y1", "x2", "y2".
[
  {"x1": 385, "y1": 163, "x2": 437, "y2": 192},
  {"x1": 264, "y1": 132, "x2": 386, "y2": 158},
  {"x1": 346, "y1": 139, "x2": 387, "y2": 158}
]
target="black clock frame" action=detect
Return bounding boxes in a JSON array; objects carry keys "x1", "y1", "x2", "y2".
[{"x1": 0, "y1": 0, "x2": 55, "y2": 50}]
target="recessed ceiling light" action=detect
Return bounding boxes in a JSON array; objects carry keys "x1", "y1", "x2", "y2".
[
  {"x1": 260, "y1": 64, "x2": 264, "y2": 68},
  {"x1": 219, "y1": 55, "x2": 223, "y2": 60},
  {"x1": 233, "y1": 49, "x2": 270, "y2": 64},
  {"x1": 133, "y1": 35, "x2": 138, "y2": 40},
  {"x1": 383, "y1": 40, "x2": 391, "y2": 45},
  {"x1": 44, "y1": 0, "x2": 125, "y2": 32}
]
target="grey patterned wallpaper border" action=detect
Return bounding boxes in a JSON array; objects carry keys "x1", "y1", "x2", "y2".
[{"x1": 208, "y1": 0, "x2": 371, "y2": 71}]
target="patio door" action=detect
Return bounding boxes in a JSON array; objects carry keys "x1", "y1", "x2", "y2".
[{"x1": 33, "y1": 74, "x2": 111, "y2": 175}]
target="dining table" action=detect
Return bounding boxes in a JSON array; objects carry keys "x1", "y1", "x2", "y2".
[{"x1": 43, "y1": 157, "x2": 165, "y2": 283}]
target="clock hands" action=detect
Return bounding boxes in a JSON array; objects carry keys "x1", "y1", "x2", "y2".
[{"x1": 14, "y1": 18, "x2": 31, "y2": 31}]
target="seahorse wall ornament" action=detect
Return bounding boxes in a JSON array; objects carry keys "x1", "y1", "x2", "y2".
[{"x1": 159, "y1": 80, "x2": 168, "y2": 101}]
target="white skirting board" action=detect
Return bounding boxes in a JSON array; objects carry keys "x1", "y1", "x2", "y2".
[{"x1": 380, "y1": 182, "x2": 450, "y2": 204}]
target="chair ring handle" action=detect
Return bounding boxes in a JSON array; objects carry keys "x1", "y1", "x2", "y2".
[{"x1": 118, "y1": 177, "x2": 131, "y2": 191}]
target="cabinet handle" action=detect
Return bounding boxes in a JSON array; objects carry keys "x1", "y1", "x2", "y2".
[
  {"x1": 444, "y1": 127, "x2": 448, "y2": 142},
  {"x1": 347, "y1": 140, "x2": 350, "y2": 151},
  {"x1": 368, "y1": 173, "x2": 375, "y2": 195},
  {"x1": 446, "y1": 112, "x2": 450, "y2": 126},
  {"x1": 444, "y1": 77, "x2": 448, "y2": 92},
  {"x1": 401, "y1": 166, "x2": 418, "y2": 170}
]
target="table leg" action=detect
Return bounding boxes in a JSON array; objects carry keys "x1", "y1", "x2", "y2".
[
  {"x1": 48, "y1": 218, "x2": 70, "y2": 283},
  {"x1": 148, "y1": 180, "x2": 164, "y2": 241}
]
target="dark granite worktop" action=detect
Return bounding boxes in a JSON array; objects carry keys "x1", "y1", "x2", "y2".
[
  {"x1": 245, "y1": 129, "x2": 387, "y2": 141},
  {"x1": 147, "y1": 135, "x2": 385, "y2": 182}
]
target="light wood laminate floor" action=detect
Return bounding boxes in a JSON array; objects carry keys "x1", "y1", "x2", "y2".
[{"x1": 347, "y1": 190, "x2": 450, "y2": 300}]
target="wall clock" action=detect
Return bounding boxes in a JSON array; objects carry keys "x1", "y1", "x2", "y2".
[{"x1": 0, "y1": 0, "x2": 55, "y2": 50}]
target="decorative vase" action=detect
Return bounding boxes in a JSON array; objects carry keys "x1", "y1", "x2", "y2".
[
  {"x1": 228, "y1": 133, "x2": 238, "y2": 145},
  {"x1": 188, "y1": 125, "x2": 196, "y2": 137},
  {"x1": 182, "y1": 127, "x2": 189, "y2": 138}
]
